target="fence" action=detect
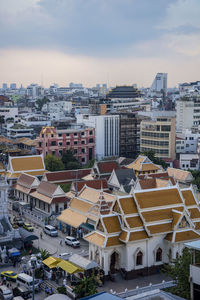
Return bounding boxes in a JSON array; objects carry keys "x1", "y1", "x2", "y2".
[{"x1": 115, "y1": 280, "x2": 175, "y2": 298}]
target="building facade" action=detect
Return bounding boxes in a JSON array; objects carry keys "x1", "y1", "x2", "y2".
[
  {"x1": 36, "y1": 126, "x2": 95, "y2": 165},
  {"x1": 176, "y1": 96, "x2": 200, "y2": 132},
  {"x1": 140, "y1": 113, "x2": 176, "y2": 160},
  {"x1": 77, "y1": 114, "x2": 120, "y2": 160}
]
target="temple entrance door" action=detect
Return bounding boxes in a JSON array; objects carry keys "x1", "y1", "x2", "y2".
[{"x1": 110, "y1": 252, "x2": 119, "y2": 273}]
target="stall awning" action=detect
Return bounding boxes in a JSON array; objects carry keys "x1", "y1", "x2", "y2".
[
  {"x1": 80, "y1": 223, "x2": 94, "y2": 231},
  {"x1": 42, "y1": 257, "x2": 62, "y2": 269},
  {"x1": 19, "y1": 227, "x2": 39, "y2": 243},
  {"x1": 69, "y1": 254, "x2": 98, "y2": 270},
  {"x1": 57, "y1": 209, "x2": 87, "y2": 228},
  {"x1": 57, "y1": 260, "x2": 83, "y2": 274}
]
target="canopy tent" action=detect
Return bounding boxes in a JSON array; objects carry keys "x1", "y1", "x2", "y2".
[
  {"x1": 80, "y1": 223, "x2": 94, "y2": 232},
  {"x1": 42, "y1": 257, "x2": 62, "y2": 269},
  {"x1": 19, "y1": 227, "x2": 39, "y2": 243},
  {"x1": 8, "y1": 248, "x2": 20, "y2": 257},
  {"x1": 57, "y1": 260, "x2": 83, "y2": 274},
  {"x1": 69, "y1": 254, "x2": 98, "y2": 270},
  {"x1": 185, "y1": 240, "x2": 200, "y2": 251}
]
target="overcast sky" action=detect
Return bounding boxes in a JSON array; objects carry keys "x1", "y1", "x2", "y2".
[{"x1": 0, "y1": 0, "x2": 200, "y2": 87}]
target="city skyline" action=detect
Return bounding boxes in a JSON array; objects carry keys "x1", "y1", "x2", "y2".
[{"x1": 0, "y1": 0, "x2": 200, "y2": 87}]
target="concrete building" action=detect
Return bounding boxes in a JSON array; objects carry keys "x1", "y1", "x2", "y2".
[
  {"x1": 36, "y1": 126, "x2": 95, "y2": 165},
  {"x1": 180, "y1": 154, "x2": 199, "y2": 170},
  {"x1": 42, "y1": 101, "x2": 72, "y2": 119},
  {"x1": 140, "y1": 112, "x2": 176, "y2": 160},
  {"x1": 85, "y1": 185, "x2": 200, "y2": 277},
  {"x1": 176, "y1": 96, "x2": 200, "y2": 132},
  {"x1": 0, "y1": 106, "x2": 18, "y2": 122},
  {"x1": 176, "y1": 130, "x2": 198, "y2": 155},
  {"x1": 150, "y1": 73, "x2": 167, "y2": 95},
  {"x1": 77, "y1": 114, "x2": 120, "y2": 160},
  {"x1": 6, "y1": 123, "x2": 34, "y2": 139}
]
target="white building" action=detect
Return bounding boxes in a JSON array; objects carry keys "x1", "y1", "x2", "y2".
[
  {"x1": 42, "y1": 101, "x2": 72, "y2": 120},
  {"x1": 180, "y1": 154, "x2": 199, "y2": 170},
  {"x1": 0, "y1": 106, "x2": 18, "y2": 122},
  {"x1": 176, "y1": 130, "x2": 198, "y2": 154},
  {"x1": 20, "y1": 114, "x2": 51, "y2": 127},
  {"x1": 6, "y1": 123, "x2": 34, "y2": 139},
  {"x1": 176, "y1": 96, "x2": 200, "y2": 132},
  {"x1": 85, "y1": 185, "x2": 200, "y2": 277},
  {"x1": 150, "y1": 73, "x2": 167, "y2": 95},
  {"x1": 77, "y1": 114, "x2": 119, "y2": 160}
]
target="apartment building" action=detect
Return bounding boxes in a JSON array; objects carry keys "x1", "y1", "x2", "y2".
[
  {"x1": 176, "y1": 130, "x2": 198, "y2": 155},
  {"x1": 176, "y1": 96, "x2": 200, "y2": 132},
  {"x1": 140, "y1": 112, "x2": 176, "y2": 160},
  {"x1": 36, "y1": 126, "x2": 95, "y2": 165},
  {"x1": 77, "y1": 114, "x2": 119, "y2": 160}
]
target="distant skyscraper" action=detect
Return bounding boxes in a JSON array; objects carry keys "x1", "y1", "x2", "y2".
[
  {"x1": 2, "y1": 83, "x2": 7, "y2": 90},
  {"x1": 102, "y1": 84, "x2": 107, "y2": 89},
  {"x1": 96, "y1": 84, "x2": 100, "y2": 88},
  {"x1": 150, "y1": 73, "x2": 167, "y2": 95},
  {"x1": 10, "y1": 83, "x2": 17, "y2": 89}
]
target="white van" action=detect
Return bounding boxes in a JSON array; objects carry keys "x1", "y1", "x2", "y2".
[
  {"x1": 16, "y1": 273, "x2": 39, "y2": 291},
  {"x1": 43, "y1": 225, "x2": 58, "y2": 237}
]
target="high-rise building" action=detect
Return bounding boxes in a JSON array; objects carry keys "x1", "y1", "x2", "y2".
[
  {"x1": 150, "y1": 73, "x2": 167, "y2": 95},
  {"x1": 10, "y1": 83, "x2": 17, "y2": 89},
  {"x1": 176, "y1": 96, "x2": 200, "y2": 132},
  {"x1": 118, "y1": 112, "x2": 142, "y2": 159},
  {"x1": 140, "y1": 111, "x2": 176, "y2": 160},
  {"x1": 77, "y1": 114, "x2": 119, "y2": 160},
  {"x1": 2, "y1": 83, "x2": 7, "y2": 90}
]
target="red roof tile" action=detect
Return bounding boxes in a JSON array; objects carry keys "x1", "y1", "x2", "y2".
[
  {"x1": 44, "y1": 169, "x2": 91, "y2": 183},
  {"x1": 98, "y1": 161, "x2": 119, "y2": 174},
  {"x1": 72, "y1": 179, "x2": 108, "y2": 192}
]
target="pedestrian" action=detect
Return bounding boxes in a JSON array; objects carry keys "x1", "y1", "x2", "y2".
[
  {"x1": 45, "y1": 285, "x2": 49, "y2": 296},
  {"x1": 40, "y1": 232, "x2": 43, "y2": 239},
  {"x1": 59, "y1": 239, "x2": 62, "y2": 246},
  {"x1": 49, "y1": 287, "x2": 54, "y2": 295},
  {"x1": 29, "y1": 249, "x2": 32, "y2": 255},
  {"x1": 3, "y1": 276, "x2": 6, "y2": 284}
]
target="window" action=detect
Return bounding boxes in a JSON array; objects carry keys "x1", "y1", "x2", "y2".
[
  {"x1": 51, "y1": 141, "x2": 56, "y2": 146},
  {"x1": 74, "y1": 149, "x2": 77, "y2": 154},
  {"x1": 51, "y1": 134, "x2": 54, "y2": 137},
  {"x1": 39, "y1": 142, "x2": 42, "y2": 147},
  {"x1": 74, "y1": 141, "x2": 78, "y2": 145},
  {"x1": 81, "y1": 141, "x2": 85, "y2": 144},
  {"x1": 156, "y1": 248, "x2": 162, "y2": 262},
  {"x1": 58, "y1": 133, "x2": 62, "y2": 137},
  {"x1": 81, "y1": 132, "x2": 85, "y2": 136},
  {"x1": 74, "y1": 132, "x2": 77, "y2": 136},
  {"x1": 42, "y1": 134, "x2": 44, "y2": 138},
  {"x1": 66, "y1": 133, "x2": 70, "y2": 136},
  {"x1": 66, "y1": 142, "x2": 70, "y2": 145},
  {"x1": 52, "y1": 151, "x2": 55, "y2": 155},
  {"x1": 136, "y1": 251, "x2": 143, "y2": 266},
  {"x1": 182, "y1": 164, "x2": 185, "y2": 167},
  {"x1": 89, "y1": 130, "x2": 93, "y2": 135},
  {"x1": 89, "y1": 138, "x2": 94, "y2": 143},
  {"x1": 81, "y1": 148, "x2": 85, "y2": 153},
  {"x1": 82, "y1": 157, "x2": 85, "y2": 162}
]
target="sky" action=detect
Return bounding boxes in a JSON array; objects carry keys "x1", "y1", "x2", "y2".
[{"x1": 0, "y1": 0, "x2": 200, "y2": 88}]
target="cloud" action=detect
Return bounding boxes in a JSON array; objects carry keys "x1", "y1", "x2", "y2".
[{"x1": 0, "y1": 0, "x2": 174, "y2": 56}]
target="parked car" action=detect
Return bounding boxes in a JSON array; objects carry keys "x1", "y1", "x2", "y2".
[
  {"x1": 65, "y1": 236, "x2": 80, "y2": 248},
  {"x1": 13, "y1": 217, "x2": 24, "y2": 227},
  {"x1": 13, "y1": 286, "x2": 32, "y2": 300},
  {"x1": 43, "y1": 225, "x2": 58, "y2": 237},
  {"x1": 58, "y1": 253, "x2": 70, "y2": 260},
  {"x1": 1, "y1": 270, "x2": 18, "y2": 281},
  {"x1": 23, "y1": 223, "x2": 34, "y2": 232},
  {"x1": 0, "y1": 285, "x2": 13, "y2": 300}
]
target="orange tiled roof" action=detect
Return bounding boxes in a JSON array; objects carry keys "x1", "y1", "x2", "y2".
[
  {"x1": 10, "y1": 155, "x2": 45, "y2": 172},
  {"x1": 175, "y1": 230, "x2": 200, "y2": 242},
  {"x1": 147, "y1": 223, "x2": 172, "y2": 235},
  {"x1": 70, "y1": 198, "x2": 92, "y2": 213},
  {"x1": 119, "y1": 230, "x2": 128, "y2": 242},
  {"x1": 181, "y1": 190, "x2": 196, "y2": 206},
  {"x1": 129, "y1": 230, "x2": 148, "y2": 241},
  {"x1": 106, "y1": 236, "x2": 122, "y2": 247},
  {"x1": 119, "y1": 197, "x2": 137, "y2": 214},
  {"x1": 85, "y1": 232, "x2": 105, "y2": 247},
  {"x1": 135, "y1": 188, "x2": 183, "y2": 209},
  {"x1": 141, "y1": 207, "x2": 184, "y2": 223},
  {"x1": 126, "y1": 216, "x2": 143, "y2": 228},
  {"x1": 188, "y1": 208, "x2": 200, "y2": 219},
  {"x1": 102, "y1": 216, "x2": 121, "y2": 233}
]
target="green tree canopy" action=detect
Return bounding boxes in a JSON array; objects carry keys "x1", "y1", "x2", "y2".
[
  {"x1": 44, "y1": 154, "x2": 65, "y2": 171},
  {"x1": 36, "y1": 96, "x2": 50, "y2": 111},
  {"x1": 60, "y1": 183, "x2": 71, "y2": 193},
  {"x1": 72, "y1": 276, "x2": 97, "y2": 298},
  {"x1": 62, "y1": 149, "x2": 81, "y2": 170},
  {"x1": 162, "y1": 248, "x2": 191, "y2": 299},
  {"x1": 189, "y1": 169, "x2": 200, "y2": 191},
  {"x1": 142, "y1": 150, "x2": 168, "y2": 169}
]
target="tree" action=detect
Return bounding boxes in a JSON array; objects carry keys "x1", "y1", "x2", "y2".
[
  {"x1": 62, "y1": 149, "x2": 81, "y2": 170},
  {"x1": 72, "y1": 276, "x2": 97, "y2": 298},
  {"x1": 190, "y1": 169, "x2": 200, "y2": 191},
  {"x1": 40, "y1": 248, "x2": 50, "y2": 260},
  {"x1": 36, "y1": 96, "x2": 50, "y2": 111},
  {"x1": 83, "y1": 158, "x2": 95, "y2": 169},
  {"x1": 60, "y1": 183, "x2": 71, "y2": 193},
  {"x1": 142, "y1": 150, "x2": 168, "y2": 169},
  {"x1": 44, "y1": 154, "x2": 65, "y2": 171},
  {"x1": 162, "y1": 248, "x2": 191, "y2": 299}
]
